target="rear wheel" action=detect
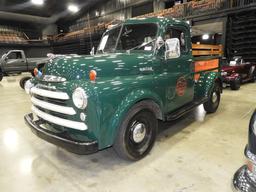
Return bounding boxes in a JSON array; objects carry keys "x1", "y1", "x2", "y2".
[
  {"x1": 19, "y1": 76, "x2": 31, "y2": 89},
  {"x1": 113, "y1": 107, "x2": 157, "y2": 161},
  {"x1": 230, "y1": 78, "x2": 241, "y2": 90},
  {"x1": 204, "y1": 82, "x2": 221, "y2": 113}
]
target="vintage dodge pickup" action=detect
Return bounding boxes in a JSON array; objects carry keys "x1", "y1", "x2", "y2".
[{"x1": 24, "y1": 17, "x2": 222, "y2": 160}]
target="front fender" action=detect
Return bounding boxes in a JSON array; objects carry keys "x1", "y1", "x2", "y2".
[
  {"x1": 98, "y1": 89, "x2": 164, "y2": 149},
  {"x1": 194, "y1": 72, "x2": 220, "y2": 100}
]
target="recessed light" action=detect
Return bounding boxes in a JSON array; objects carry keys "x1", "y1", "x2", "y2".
[
  {"x1": 68, "y1": 4, "x2": 79, "y2": 13},
  {"x1": 31, "y1": 0, "x2": 44, "y2": 6}
]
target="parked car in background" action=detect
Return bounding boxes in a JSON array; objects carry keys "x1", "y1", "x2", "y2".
[
  {"x1": 19, "y1": 53, "x2": 74, "y2": 89},
  {"x1": 221, "y1": 56, "x2": 256, "y2": 90},
  {"x1": 0, "y1": 50, "x2": 49, "y2": 81},
  {"x1": 233, "y1": 110, "x2": 256, "y2": 191}
]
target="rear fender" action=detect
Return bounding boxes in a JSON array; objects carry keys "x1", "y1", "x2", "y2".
[{"x1": 194, "y1": 72, "x2": 221, "y2": 100}]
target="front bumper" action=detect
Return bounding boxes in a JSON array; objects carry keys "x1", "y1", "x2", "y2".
[
  {"x1": 24, "y1": 113, "x2": 98, "y2": 155},
  {"x1": 233, "y1": 165, "x2": 256, "y2": 192},
  {"x1": 233, "y1": 146, "x2": 256, "y2": 191}
]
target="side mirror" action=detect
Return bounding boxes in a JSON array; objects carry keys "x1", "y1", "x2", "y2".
[
  {"x1": 156, "y1": 36, "x2": 164, "y2": 50},
  {"x1": 4, "y1": 56, "x2": 8, "y2": 61},
  {"x1": 90, "y1": 47, "x2": 95, "y2": 56},
  {"x1": 165, "y1": 38, "x2": 180, "y2": 60}
]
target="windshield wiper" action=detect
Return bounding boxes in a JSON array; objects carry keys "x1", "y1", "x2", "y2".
[{"x1": 127, "y1": 39, "x2": 156, "y2": 51}]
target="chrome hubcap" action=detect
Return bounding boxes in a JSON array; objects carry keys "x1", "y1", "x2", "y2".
[
  {"x1": 132, "y1": 122, "x2": 146, "y2": 143},
  {"x1": 212, "y1": 92, "x2": 218, "y2": 103}
]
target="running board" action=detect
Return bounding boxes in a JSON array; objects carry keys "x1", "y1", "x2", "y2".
[{"x1": 166, "y1": 98, "x2": 208, "y2": 121}]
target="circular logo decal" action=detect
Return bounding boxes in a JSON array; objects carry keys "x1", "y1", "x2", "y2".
[{"x1": 176, "y1": 77, "x2": 187, "y2": 96}]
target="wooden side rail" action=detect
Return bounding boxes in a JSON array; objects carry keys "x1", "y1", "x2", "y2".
[
  {"x1": 192, "y1": 44, "x2": 223, "y2": 56},
  {"x1": 194, "y1": 58, "x2": 219, "y2": 80}
]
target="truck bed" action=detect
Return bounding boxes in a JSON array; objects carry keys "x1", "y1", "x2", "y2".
[{"x1": 192, "y1": 44, "x2": 222, "y2": 80}]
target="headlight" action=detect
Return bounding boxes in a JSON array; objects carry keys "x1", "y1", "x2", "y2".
[
  {"x1": 24, "y1": 80, "x2": 34, "y2": 94},
  {"x1": 72, "y1": 87, "x2": 88, "y2": 109}
]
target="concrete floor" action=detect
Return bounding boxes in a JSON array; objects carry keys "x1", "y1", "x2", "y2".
[{"x1": 0, "y1": 74, "x2": 256, "y2": 192}]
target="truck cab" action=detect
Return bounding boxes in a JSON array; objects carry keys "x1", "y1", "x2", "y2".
[
  {"x1": 1, "y1": 50, "x2": 27, "y2": 73},
  {"x1": 24, "y1": 17, "x2": 222, "y2": 161}
]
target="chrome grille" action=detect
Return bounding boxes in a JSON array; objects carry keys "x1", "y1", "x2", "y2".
[{"x1": 30, "y1": 86, "x2": 87, "y2": 131}]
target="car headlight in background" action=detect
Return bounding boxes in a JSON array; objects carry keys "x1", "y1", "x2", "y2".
[
  {"x1": 221, "y1": 71, "x2": 227, "y2": 76},
  {"x1": 24, "y1": 80, "x2": 34, "y2": 94},
  {"x1": 72, "y1": 87, "x2": 88, "y2": 109}
]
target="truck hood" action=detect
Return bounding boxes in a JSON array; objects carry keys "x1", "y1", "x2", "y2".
[{"x1": 43, "y1": 52, "x2": 154, "y2": 81}]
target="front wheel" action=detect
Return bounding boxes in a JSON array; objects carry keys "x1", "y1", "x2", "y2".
[
  {"x1": 204, "y1": 82, "x2": 221, "y2": 113},
  {"x1": 113, "y1": 107, "x2": 157, "y2": 161},
  {"x1": 20, "y1": 76, "x2": 31, "y2": 89}
]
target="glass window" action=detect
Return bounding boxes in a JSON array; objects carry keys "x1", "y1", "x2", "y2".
[
  {"x1": 98, "y1": 23, "x2": 158, "y2": 53},
  {"x1": 7, "y1": 52, "x2": 22, "y2": 59},
  {"x1": 118, "y1": 23, "x2": 157, "y2": 51},
  {"x1": 164, "y1": 27, "x2": 187, "y2": 53}
]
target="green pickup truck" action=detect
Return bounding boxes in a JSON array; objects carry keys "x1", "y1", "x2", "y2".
[{"x1": 24, "y1": 17, "x2": 222, "y2": 161}]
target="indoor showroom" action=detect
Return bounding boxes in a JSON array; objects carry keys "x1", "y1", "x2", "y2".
[{"x1": 1, "y1": 0, "x2": 256, "y2": 192}]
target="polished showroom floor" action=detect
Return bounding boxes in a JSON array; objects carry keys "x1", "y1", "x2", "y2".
[{"x1": 0, "y1": 74, "x2": 255, "y2": 192}]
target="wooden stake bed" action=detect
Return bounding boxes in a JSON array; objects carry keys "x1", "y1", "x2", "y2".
[
  {"x1": 192, "y1": 44, "x2": 223, "y2": 80},
  {"x1": 192, "y1": 44, "x2": 223, "y2": 56}
]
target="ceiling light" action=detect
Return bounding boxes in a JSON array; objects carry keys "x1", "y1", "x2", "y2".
[
  {"x1": 202, "y1": 34, "x2": 209, "y2": 40},
  {"x1": 31, "y1": 0, "x2": 44, "y2": 6},
  {"x1": 68, "y1": 4, "x2": 79, "y2": 13}
]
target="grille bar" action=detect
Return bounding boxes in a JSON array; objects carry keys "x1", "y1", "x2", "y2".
[
  {"x1": 31, "y1": 87, "x2": 69, "y2": 100},
  {"x1": 31, "y1": 96, "x2": 76, "y2": 115},
  {"x1": 32, "y1": 106, "x2": 87, "y2": 131}
]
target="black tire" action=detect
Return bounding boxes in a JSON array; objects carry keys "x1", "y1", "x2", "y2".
[
  {"x1": 113, "y1": 105, "x2": 158, "y2": 161},
  {"x1": 0, "y1": 72, "x2": 3, "y2": 82},
  {"x1": 251, "y1": 72, "x2": 256, "y2": 83},
  {"x1": 230, "y1": 78, "x2": 241, "y2": 90},
  {"x1": 203, "y1": 82, "x2": 221, "y2": 113},
  {"x1": 19, "y1": 76, "x2": 31, "y2": 89}
]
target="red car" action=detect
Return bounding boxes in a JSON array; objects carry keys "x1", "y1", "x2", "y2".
[{"x1": 221, "y1": 57, "x2": 256, "y2": 90}]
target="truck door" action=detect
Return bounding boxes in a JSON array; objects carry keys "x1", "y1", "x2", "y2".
[
  {"x1": 3, "y1": 51, "x2": 26, "y2": 73},
  {"x1": 163, "y1": 26, "x2": 194, "y2": 112}
]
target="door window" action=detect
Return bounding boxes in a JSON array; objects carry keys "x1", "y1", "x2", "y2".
[
  {"x1": 164, "y1": 27, "x2": 187, "y2": 53},
  {"x1": 8, "y1": 52, "x2": 22, "y2": 59}
]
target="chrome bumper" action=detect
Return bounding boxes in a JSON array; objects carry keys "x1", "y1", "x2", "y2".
[
  {"x1": 233, "y1": 165, "x2": 256, "y2": 192},
  {"x1": 24, "y1": 113, "x2": 98, "y2": 155},
  {"x1": 233, "y1": 146, "x2": 256, "y2": 191}
]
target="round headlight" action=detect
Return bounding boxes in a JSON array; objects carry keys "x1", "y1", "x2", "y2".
[
  {"x1": 24, "y1": 80, "x2": 34, "y2": 94},
  {"x1": 72, "y1": 87, "x2": 88, "y2": 109}
]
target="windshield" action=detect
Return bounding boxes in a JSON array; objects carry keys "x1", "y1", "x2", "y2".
[{"x1": 97, "y1": 23, "x2": 158, "y2": 53}]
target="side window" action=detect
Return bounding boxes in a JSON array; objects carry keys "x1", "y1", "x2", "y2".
[
  {"x1": 164, "y1": 26, "x2": 187, "y2": 53},
  {"x1": 7, "y1": 52, "x2": 22, "y2": 59}
]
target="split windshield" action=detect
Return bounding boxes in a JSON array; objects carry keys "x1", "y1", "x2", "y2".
[{"x1": 97, "y1": 23, "x2": 158, "y2": 53}]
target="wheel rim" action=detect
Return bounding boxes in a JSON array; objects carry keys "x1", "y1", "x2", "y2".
[
  {"x1": 212, "y1": 92, "x2": 218, "y2": 103},
  {"x1": 131, "y1": 122, "x2": 147, "y2": 143},
  {"x1": 126, "y1": 113, "x2": 153, "y2": 156}
]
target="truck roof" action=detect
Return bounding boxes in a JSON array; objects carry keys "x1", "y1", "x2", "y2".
[{"x1": 125, "y1": 17, "x2": 189, "y2": 28}]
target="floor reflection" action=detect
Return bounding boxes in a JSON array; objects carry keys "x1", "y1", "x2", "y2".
[
  {"x1": 3, "y1": 128, "x2": 18, "y2": 152},
  {"x1": 194, "y1": 104, "x2": 206, "y2": 122}
]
